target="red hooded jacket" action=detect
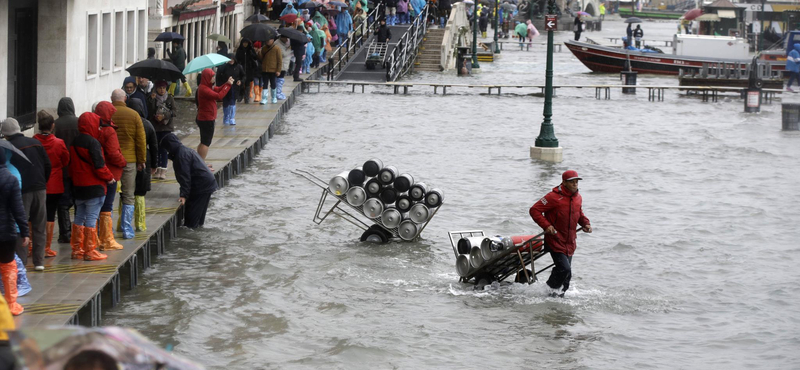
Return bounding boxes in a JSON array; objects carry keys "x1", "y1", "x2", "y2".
[
  {"x1": 196, "y1": 68, "x2": 231, "y2": 121},
  {"x1": 529, "y1": 185, "x2": 590, "y2": 256},
  {"x1": 33, "y1": 133, "x2": 69, "y2": 194},
  {"x1": 94, "y1": 101, "x2": 127, "y2": 180},
  {"x1": 69, "y1": 113, "x2": 115, "y2": 200}
]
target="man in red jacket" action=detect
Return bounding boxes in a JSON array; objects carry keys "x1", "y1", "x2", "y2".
[{"x1": 530, "y1": 170, "x2": 592, "y2": 297}]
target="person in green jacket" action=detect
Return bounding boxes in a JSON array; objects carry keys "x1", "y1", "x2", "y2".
[
  {"x1": 515, "y1": 22, "x2": 528, "y2": 49},
  {"x1": 309, "y1": 22, "x2": 324, "y2": 68}
]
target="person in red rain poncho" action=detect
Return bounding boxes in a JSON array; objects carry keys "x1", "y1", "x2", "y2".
[
  {"x1": 195, "y1": 68, "x2": 232, "y2": 164},
  {"x1": 529, "y1": 170, "x2": 592, "y2": 297}
]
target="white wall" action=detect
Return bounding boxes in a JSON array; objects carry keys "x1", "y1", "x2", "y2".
[
  {"x1": 37, "y1": 0, "x2": 68, "y2": 115},
  {"x1": 0, "y1": 0, "x2": 8, "y2": 119},
  {"x1": 62, "y1": 0, "x2": 148, "y2": 115}
]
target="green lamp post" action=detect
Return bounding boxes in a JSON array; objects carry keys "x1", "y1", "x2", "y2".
[
  {"x1": 534, "y1": 0, "x2": 559, "y2": 149},
  {"x1": 493, "y1": 0, "x2": 501, "y2": 53},
  {"x1": 472, "y1": 0, "x2": 481, "y2": 68}
]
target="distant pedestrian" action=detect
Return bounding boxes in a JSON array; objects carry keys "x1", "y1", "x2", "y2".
[
  {"x1": 527, "y1": 19, "x2": 540, "y2": 44},
  {"x1": 377, "y1": 19, "x2": 392, "y2": 43},
  {"x1": 277, "y1": 36, "x2": 293, "y2": 100},
  {"x1": 33, "y1": 111, "x2": 69, "y2": 259},
  {"x1": 146, "y1": 81, "x2": 175, "y2": 179},
  {"x1": 166, "y1": 40, "x2": 192, "y2": 97},
  {"x1": 93, "y1": 101, "x2": 127, "y2": 251},
  {"x1": 529, "y1": 170, "x2": 592, "y2": 297},
  {"x1": 386, "y1": 0, "x2": 398, "y2": 25},
  {"x1": 2, "y1": 118, "x2": 51, "y2": 271},
  {"x1": 217, "y1": 41, "x2": 229, "y2": 57},
  {"x1": 633, "y1": 25, "x2": 643, "y2": 48},
  {"x1": 0, "y1": 147, "x2": 29, "y2": 316},
  {"x1": 438, "y1": 0, "x2": 451, "y2": 28},
  {"x1": 158, "y1": 134, "x2": 218, "y2": 229},
  {"x1": 290, "y1": 33, "x2": 307, "y2": 82},
  {"x1": 110, "y1": 89, "x2": 147, "y2": 240},
  {"x1": 599, "y1": 2, "x2": 606, "y2": 20},
  {"x1": 786, "y1": 44, "x2": 800, "y2": 92},
  {"x1": 626, "y1": 22, "x2": 633, "y2": 47},
  {"x1": 235, "y1": 38, "x2": 260, "y2": 104},
  {"x1": 336, "y1": 8, "x2": 354, "y2": 48},
  {"x1": 123, "y1": 77, "x2": 148, "y2": 118},
  {"x1": 353, "y1": 8, "x2": 367, "y2": 46},
  {"x1": 573, "y1": 15, "x2": 583, "y2": 41},
  {"x1": 68, "y1": 112, "x2": 116, "y2": 262},
  {"x1": 216, "y1": 54, "x2": 244, "y2": 125},
  {"x1": 54, "y1": 97, "x2": 80, "y2": 243},
  {"x1": 479, "y1": 12, "x2": 489, "y2": 38},
  {"x1": 147, "y1": 47, "x2": 156, "y2": 59},
  {"x1": 398, "y1": 0, "x2": 410, "y2": 24},
  {"x1": 258, "y1": 38, "x2": 283, "y2": 105},
  {"x1": 195, "y1": 68, "x2": 233, "y2": 162},
  {"x1": 303, "y1": 34, "x2": 315, "y2": 74}
]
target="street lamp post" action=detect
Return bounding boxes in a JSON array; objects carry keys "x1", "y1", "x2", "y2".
[
  {"x1": 472, "y1": 0, "x2": 481, "y2": 68},
  {"x1": 493, "y1": 0, "x2": 501, "y2": 53},
  {"x1": 531, "y1": 0, "x2": 562, "y2": 162}
]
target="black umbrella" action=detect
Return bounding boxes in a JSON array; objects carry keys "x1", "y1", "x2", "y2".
[
  {"x1": 624, "y1": 17, "x2": 643, "y2": 23},
  {"x1": 240, "y1": 23, "x2": 279, "y2": 42},
  {"x1": 278, "y1": 27, "x2": 309, "y2": 43},
  {"x1": 300, "y1": 1, "x2": 323, "y2": 8},
  {"x1": 246, "y1": 13, "x2": 270, "y2": 23},
  {"x1": 154, "y1": 32, "x2": 185, "y2": 42},
  {"x1": 126, "y1": 59, "x2": 184, "y2": 82},
  {"x1": 0, "y1": 140, "x2": 30, "y2": 164}
]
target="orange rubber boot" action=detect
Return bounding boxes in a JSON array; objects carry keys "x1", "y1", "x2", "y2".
[
  {"x1": 70, "y1": 224, "x2": 85, "y2": 260},
  {"x1": 1, "y1": 261, "x2": 23, "y2": 315},
  {"x1": 45, "y1": 221, "x2": 57, "y2": 257},
  {"x1": 83, "y1": 226, "x2": 107, "y2": 261},
  {"x1": 97, "y1": 212, "x2": 123, "y2": 251}
]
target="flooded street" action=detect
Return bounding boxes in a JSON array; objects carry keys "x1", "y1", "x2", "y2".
[{"x1": 105, "y1": 19, "x2": 800, "y2": 369}]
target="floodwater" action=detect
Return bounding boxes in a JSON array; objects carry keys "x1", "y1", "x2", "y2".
[{"x1": 105, "y1": 19, "x2": 800, "y2": 369}]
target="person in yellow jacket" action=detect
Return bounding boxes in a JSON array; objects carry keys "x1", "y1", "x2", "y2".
[{"x1": 110, "y1": 89, "x2": 147, "y2": 240}]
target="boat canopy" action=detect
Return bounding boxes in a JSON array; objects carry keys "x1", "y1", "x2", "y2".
[{"x1": 696, "y1": 13, "x2": 720, "y2": 21}]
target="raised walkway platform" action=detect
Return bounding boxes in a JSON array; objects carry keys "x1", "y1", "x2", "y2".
[{"x1": 16, "y1": 67, "x2": 327, "y2": 328}]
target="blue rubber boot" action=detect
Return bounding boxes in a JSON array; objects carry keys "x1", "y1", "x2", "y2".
[
  {"x1": 260, "y1": 89, "x2": 268, "y2": 105},
  {"x1": 276, "y1": 78, "x2": 286, "y2": 100},
  {"x1": 121, "y1": 204, "x2": 135, "y2": 239},
  {"x1": 15, "y1": 255, "x2": 31, "y2": 297},
  {"x1": 271, "y1": 89, "x2": 278, "y2": 104}
]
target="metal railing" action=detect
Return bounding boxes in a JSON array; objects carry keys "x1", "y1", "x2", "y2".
[
  {"x1": 385, "y1": 5, "x2": 430, "y2": 81},
  {"x1": 326, "y1": 4, "x2": 384, "y2": 81}
]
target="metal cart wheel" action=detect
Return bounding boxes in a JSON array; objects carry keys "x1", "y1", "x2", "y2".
[{"x1": 360, "y1": 225, "x2": 391, "y2": 243}]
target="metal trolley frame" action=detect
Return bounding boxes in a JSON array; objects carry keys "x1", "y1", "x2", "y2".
[
  {"x1": 447, "y1": 230, "x2": 553, "y2": 285},
  {"x1": 293, "y1": 169, "x2": 441, "y2": 242}
]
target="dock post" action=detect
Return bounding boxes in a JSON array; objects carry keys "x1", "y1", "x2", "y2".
[{"x1": 782, "y1": 103, "x2": 800, "y2": 130}]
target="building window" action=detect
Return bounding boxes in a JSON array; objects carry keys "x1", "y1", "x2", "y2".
[
  {"x1": 138, "y1": 9, "x2": 146, "y2": 61},
  {"x1": 102, "y1": 12, "x2": 111, "y2": 72},
  {"x1": 115, "y1": 11, "x2": 124, "y2": 68},
  {"x1": 87, "y1": 13, "x2": 98, "y2": 75},
  {"x1": 127, "y1": 10, "x2": 136, "y2": 65}
]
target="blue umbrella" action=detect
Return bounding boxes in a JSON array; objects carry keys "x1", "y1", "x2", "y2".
[{"x1": 182, "y1": 53, "x2": 231, "y2": 75}]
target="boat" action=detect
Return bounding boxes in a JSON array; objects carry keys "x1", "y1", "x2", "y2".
[
  {"x1": 565, "y1": 39, "x2": 786, "y2": 75},
  {"x1": 618, "y1": 7, "x2": 685, "y2": 19}
]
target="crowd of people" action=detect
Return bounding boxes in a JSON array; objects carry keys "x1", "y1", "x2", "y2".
[{"x1": 0, "y1": 70, "x2": 221, "y2": 315}]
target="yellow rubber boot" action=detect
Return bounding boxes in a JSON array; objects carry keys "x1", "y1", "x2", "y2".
[
  {"x1": 134, "y1": 195, "x2": 147, "y2": 232},
  {"x1": 168, "y1": 82, "x2": 177, "y2": 96},
  {"x1": 98, "y1": 212, "x2": 123, "y2": 250},
  {"x1": 183, "y1": 81, "x2": 193, "y2": 97}
]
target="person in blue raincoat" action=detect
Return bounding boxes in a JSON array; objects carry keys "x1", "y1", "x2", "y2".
[
  {"x1": 335, "y1": 7, "x2": 353, "y2": 47},
  {"x1": 786, "y1": 44, "x2": 800, "y2": 92},
  {"x1": 281, "y1": 3, "x2": 298, "y2": 16},
  {"x1": 303, "y1": 34, "x2": 315, "y2": 73}
]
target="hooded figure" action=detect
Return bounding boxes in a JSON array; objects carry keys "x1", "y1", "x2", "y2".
[
  {"x1": 786, "y1": 44, "x2": 800, "y2": 91},
  {"x1": 55, "y1": 97, "x2": 80, "y2": 149},
  {"x1": 526, "y1": 19, "x2": 539, "y2": 39},
  {"x1": 122, "y1": 76, "x2": 149, "y2": 119},
  {"x1": 335, "y1": 9, "x2": 353, "y2": 41},
  {"x1": 312, "y1": 11, "x2": 328, "y2": 27},
  {"x1": 93, "y1": 101, "x2": 127, "y2": 252},
  {"x1": 281, "y1": 4, "x2": 298, "y2": 16},
  {"x1": 235, "y1": 38, "x2": 260, "y2": 103},
  {"x1": 159, "y1": 133, "x2": 217, "y2": 228},
  {"x1": 0, "y1": 148, "x2": 28, "y2": 316},
  {"x1": 68, "y1": 112, "x2": 115, "y2": 262},
  {"x1": 196, "y1": 68, "x2": 231, "y2": 162}
]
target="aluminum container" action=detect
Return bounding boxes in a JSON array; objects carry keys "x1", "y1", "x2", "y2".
[
  {"x1": 347, "y1": 167, "x2": 366, "y2": 187},
  {"x1": 408, "y1": 182, "x2": 428, "y2": 201},
  {"x1": 424, "y1": 188, "x2": 444, "y2": 208},
  {"x1": 469, "y1": 245, "x2": 485, "y2": 269},
  {"x1": 378, "y1": 165, "x2": 398, "y2": 185},
  {"x1": 381, "y1": 207, "x2": 404, "y2": 228},
  {"x1": 393, "y1": 173, "x2": 415, "y2": 192},
  {"x1": 365, "y1": 178, "x2": 383, "y2": 197},
  {"x1": 456, "y1": 254, "x2": 473, "y2": 277},
  {"x1": 327, "y1": 171, "x2": 350, "y2": 196},
  {"x1": 362, "y1": 158, "x2": 384, "y2": 177},
  {"x1": 345, "y1": 186, "x2": 368, "y2": 207},
  {"x1": 363, "y1": 198, "x2": 384, "y2": 219},
  {"x1": 408, "y1": 203, "x2": 430, "y2": 223},
  {"x1": 379, "y1": 186, "x2": 398, "y2": 205},
  {"x1": 395, "y1": 194, "x2": 413, "y2": 213},
  {"x1": 457, "y1": 236, "x2": 485, "y2": 255},
  {"x1": 398, "y1": 220, "x2": 419, "y2": 241}
]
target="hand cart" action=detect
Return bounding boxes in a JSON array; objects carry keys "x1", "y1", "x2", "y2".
[
  {"x1": 365, "y1": 41, "x2": 388, "y2": 70},
  {"x1": 447, "y1": 230, "x2": 553, "y2": 286},
  {"x1": 293, "y1": 169, "x2": 441, "y2": 243}
]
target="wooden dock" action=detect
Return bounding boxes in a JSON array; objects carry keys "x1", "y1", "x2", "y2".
[{"x1": 16, "y1": 67, "x2": 327, "y2": 328}]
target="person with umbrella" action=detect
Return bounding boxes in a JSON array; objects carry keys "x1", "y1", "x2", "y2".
[
  {"x1": 258, "y1": 37, "x2": 283, "y2": 104},
  {"x1": 196, "y1": 69, "x2": 233, "y2": 162},
  {"x1": 145, "y1": 82, "x2": 175, "y2": 179},
  {"x1": 290, "y1": 29, "x2": 309, "y2": 82},
  {"x1": 2, "y1": 118, "x2": 51, "y2": 272},
  {"x1": 573, "y1": 13, "x2": 583, "y2": 41},
  {"x1": 626, "y1": 22, "x2": 633, "y2": 47},
  {"x1": 633, "y1": 24, "x2": 643, "y2": 48},
  {"x1": 166, "y1": 40, "x2": 192, "y2": 97},
  {"x1": 236, "y1": 38, "x2": 260, "y2": 104},
  {"x1": 0, "y1": 145, "x2": 29, "y2": 316}
]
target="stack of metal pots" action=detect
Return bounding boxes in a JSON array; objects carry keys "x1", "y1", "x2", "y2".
[
  {"x1": 327, "y1": 158, "x2": 444, "y2": 241},
  {"x1": 455, "y1": 234, "x2": 535, "y2": 277}
]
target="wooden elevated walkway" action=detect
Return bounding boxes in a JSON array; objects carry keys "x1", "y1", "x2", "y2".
[
  {"x1": 302, "y1": 79, "x2": 782, "y2": 102},
  {"x1": 16, "y1": 66, "x2": 326, "y2": 328}
]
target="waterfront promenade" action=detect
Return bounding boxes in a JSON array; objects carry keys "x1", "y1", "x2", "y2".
[{"x1": 15, "y1": 67, "x2": 327, "y2": 328}]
